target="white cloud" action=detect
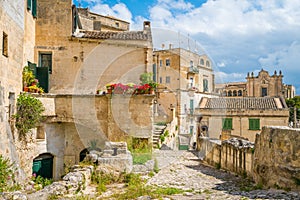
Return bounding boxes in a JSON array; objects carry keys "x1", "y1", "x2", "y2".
[
  {"x1": 214, "y1": 71, "x2": 246, "y2": 84},
  {"x1": 90, "y1": 3, "x2": 132, "y2": 23}
]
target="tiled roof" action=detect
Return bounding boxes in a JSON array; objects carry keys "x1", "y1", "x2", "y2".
[
  {"x1": 200, "y1": 97, "x2": 287, "y2": 110},
  {"x1": 78, "y1": 30, "x2": 149, "y2": 40}
]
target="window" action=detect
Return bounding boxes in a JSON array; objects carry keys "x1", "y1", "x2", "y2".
[
  {"x1": 249, "y1": 118, "x2": 260, "y2": 130},
  {"x1": 166, "y1": 76, "x2": 170, "y2": 84},
  {"x1": 166, "y1": 59, "x2": 170, "y2": 66},
  {"x1": 222, "y1": 118, "x2": 232, "y2": 130},
  {"x1": 190, "y1": 99, "x2": 194, "y2": 115},
  {"x1": 238, "y1": 90, "x2": 242, "y2": 96},
  {"x1": 189, "y1": 126, "x2": 194, "y2": 134},
  {"x1": 115, "y1": 22, "x2": 119, "y2": 27},
  {"x1": 203, "y1": 79, "x2": 208, "y2": 92},
  {"x1": 261, "y1": 87, "x2": 267, "y2": 97},
  {"x1": 159, "y1": 77, "x2": 162, "y2": 84},
  {"x1": 206, "y1": 60, "x2": 210, "y2": 67},
  {"x1": 190, "y1": 60, "x2": 193, "y2": 67},
  {"x1": 189, "y1": 77, "x2": 194, "y2": 87},
  {"x1": 228, "y1": 90, "x2": 232, "y2": 96},
  {"x1": 27, "y1": 0, "x2": 37, "y2": 17},
  {"x1": 200, "y1": 58, "x2": 204, "y2": 65},
  {"x1": 233, "y1": 90, "x2": 237, "y2": 96},
  {"x1": 159, "y1": 60, "x2": 163, "y2": 67},
  {"x1": 2, "y1": 32, "x2": 8, "y2": 57},
  {"x1": 39, "y1": 52, "x2": 52, "y2": 73}
]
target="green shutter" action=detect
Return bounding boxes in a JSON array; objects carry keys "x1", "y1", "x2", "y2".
[
  {"x1": 222, "y1": 118, "x2": 232, "y2": 130},
  {"x1": 36, "y1": 67, "x2": 49, "y2": 93},
  {"x1": 249, "y1": 119, "x2": 260, "y2": 130},
  {"x1": 32, "y1": 160, "x2": 41, "y2": 175},
  {"x1": 32, "y1": 0, "x2": 37, "y2": 17},
  {"x1": 27, "y1": 0, "x2": 31, "y2": 10}
]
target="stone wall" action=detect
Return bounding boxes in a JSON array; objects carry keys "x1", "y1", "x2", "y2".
[
  {"x1": 197, "y1": 126, "x2": 300, "y2": 190},
  {"x1": 197, "y1": 137, "x2": 254, "y2": 176},
  {"x1": 37, "y1": 94, "x2": 154, "y2": 179},
  {"x1": 253, "y1": 126, "x2": 300, "y2": 190}
]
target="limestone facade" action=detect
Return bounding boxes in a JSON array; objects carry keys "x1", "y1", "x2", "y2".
[
  {"x1": 77, "y1": 8, "x2": 130, "y2": 32},
  {"x1": 34, "y1": 0, "x2": 153, "y2": 94},
  {"x1": 153, "y1": 48, "x2": 217, "y2": 148},
  {"x1": 215, "y1": 69, "x2": 295, "y2": 98},
  {"x1": 0, "y1": 0, "x2": 39, "y2": 180},
  {"x1": 196, "y1": 97, "x2": 289, "y2": 142}
]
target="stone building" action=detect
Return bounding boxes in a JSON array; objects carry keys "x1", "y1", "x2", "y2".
[
  {"x1": 34, "y1": 0, "x2": 153, "y2": 94},
  {"x1": 215, "y1": 69, "x2": 295, "y2": 99},
  {"x1": 196, "y1": 97, "x2": 289, "y2": 142},
  {"x1": 0, "y1": 0, "x2": 155, "y2": 181},
  {"x1": 153, "y1": 47, "x2": 217, "y2": 149},
  {"x1": 0, "y1": 0, "x2": 38, "y2": 180}
]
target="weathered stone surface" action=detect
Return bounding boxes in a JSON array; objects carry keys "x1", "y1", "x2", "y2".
[
  {"x1": 132, "y1": 159, "x2": 155, "y2": 173},
  {"x1": 253, "y1": 126, "x2": 300, "y2": 190}
]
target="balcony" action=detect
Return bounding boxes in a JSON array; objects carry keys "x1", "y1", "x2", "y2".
[{"x1": 188, "y1": 66, "x2": 199, "y2": 74}]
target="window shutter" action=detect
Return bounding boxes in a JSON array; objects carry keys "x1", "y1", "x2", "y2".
[
  {"x1": 27, "y1": 0, "x2": 31, "y2": 10},
  {"x1": 32, "y1": 0, "x2": 37, "y2": 17}
]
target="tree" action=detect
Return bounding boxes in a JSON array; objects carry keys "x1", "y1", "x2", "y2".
[{"x1": 285, "y1": 96, "x2": 300, "y2": 123}]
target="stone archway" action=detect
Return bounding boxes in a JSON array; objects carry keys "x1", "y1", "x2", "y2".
[{"x1": 32, "y1": 153, "x2": 54, "y2": 179}]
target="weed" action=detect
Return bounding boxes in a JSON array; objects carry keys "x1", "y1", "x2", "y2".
[
  {"x1": 47, "y1": 194, "x2": 59, "y2": 200},
  {"x1": 154, "y1": 158, "x2": 159, "y2": 173},
  {"x1": 0, "y1": 155, "x2": 18, "y2": 192},
  {"x1": 203, "y1": 189, "x2": 212, "y2": 194},
  {"x1": 148, "y1": 171, "x2": 155, "y2": 177},
  {"x1": 215, "y1": 163, "x2": 221, "y2": 169}
]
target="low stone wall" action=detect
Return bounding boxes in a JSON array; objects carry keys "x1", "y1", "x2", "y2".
[
  {"x1": 221, "y1": 139, "x2": 254, "y2": 177},
  {"x1": 197, "y1": 137, "x2": 253, "y2": 176},
  {"x1": 197, "y1": 126, "x2": 300, "y2": 190},
  {"x1": 253, "y1": 126, "x2": 300, "y2": 190}
]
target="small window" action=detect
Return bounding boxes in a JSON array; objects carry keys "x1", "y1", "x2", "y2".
[
  {"x1": 36, "y1": 126, "x2": 46, "y2": 139},
  {"x1": 200, "y1": 58, "x2": 204, "y2": 65},
  {"x1": 189, "y1": 126, "x2": 194, "y2": 134},
  {"x1": 2, "y1": 32, "x2": 8, "y2": 57},
  {"x1": 159, "y1": 77, "x2": 162, "y2": 84},
  {"x1": 206, "y1": 60, "x2": 210, "y2": 67},
  {"x1": 166, "y1": 76, "x2": 170, "y2": 84},
  {"x1": 166, "y1": 59, "x2": 170, "y2": 66},
  {"x1": 262, "y1": 87, "x2": 267, "y2": 97},
  {"x1": 228, "y1": 90, "x2": 232, "y2": 96},
  {"x1": 203, "y1": 79, "x2": 208, "y2": 92},
  {"x1": 249, "y1": 118, "x2": 260, "y2": 130},
  {"x1": 222, "y1": 118, "x2": 232, "y2": 130},
  {"x1": 159, "y1": 60, "x2": 163, "y2": 67},
  {"x1": 233, "y1": 90, "x2": 237, "y2": 96},
  {"x1": 190, "y1": 60, "x2": 193, "y2": 67},
  {"x1": 238, "y1": 90, "x2": 242, "y2": 96},
  {"x1": 39, "y1": 52, "x2": 52, "y2": 73},
  {"x1": 190, "y1": 99, "x2": 194, "y2": 115}
]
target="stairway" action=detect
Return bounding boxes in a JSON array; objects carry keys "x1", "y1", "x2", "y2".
[{"x1": 152, "y1": 124, "x2": 167, "y2": 148}]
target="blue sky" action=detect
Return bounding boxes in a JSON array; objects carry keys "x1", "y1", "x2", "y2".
[{"x1": 73, "y1": 0, "x2": 300, "y2": 95}]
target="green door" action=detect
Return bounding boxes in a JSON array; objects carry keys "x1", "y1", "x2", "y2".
[{"x1": 32, "y1": 155, "x2": 53, "y2": 179}]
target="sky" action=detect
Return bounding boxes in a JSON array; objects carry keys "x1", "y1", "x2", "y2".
[{"x1": 72, "y1": 0, "x2": 300, "y2": 95}]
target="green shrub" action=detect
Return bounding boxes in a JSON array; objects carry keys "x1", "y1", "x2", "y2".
[
  {"x1": 14, "y1": 93, "x2": 45, "y2": 138},
  {"x1": 32, "y1": 175, "x2": 53, "y2": 190},
  {"x1": 0, "y1": 155, "x2": 16, "y2": 192}
]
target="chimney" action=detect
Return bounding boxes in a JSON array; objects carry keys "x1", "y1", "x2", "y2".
[{"x1": 143, "y1": 21, "x2": 151, "y2": 30}]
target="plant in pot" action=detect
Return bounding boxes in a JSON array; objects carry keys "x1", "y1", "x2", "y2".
[{"x1": 22, "y1": 66, "x2": 35, "y2": 91}]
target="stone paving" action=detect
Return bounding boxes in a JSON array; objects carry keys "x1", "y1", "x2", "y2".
[{"x1": 147, "y1": 150, "x2": 300, "y2": 200}]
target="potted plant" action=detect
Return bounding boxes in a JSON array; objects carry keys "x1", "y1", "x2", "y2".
[
  {"x1": 22, "y1": 66, "x2": 35, "y2": 91},
  {"x1": 106, "y1": 83, "x2": 116, "y2": 94}
]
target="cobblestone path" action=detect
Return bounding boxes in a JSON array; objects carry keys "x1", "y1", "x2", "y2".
[{"x1": 147, "y1": 150, "x2": 300, "y2": 200}]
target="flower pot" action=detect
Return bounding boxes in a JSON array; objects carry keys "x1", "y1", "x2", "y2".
[{"x1": 24, "y1": 87, "x2": 29, "y2": 92}]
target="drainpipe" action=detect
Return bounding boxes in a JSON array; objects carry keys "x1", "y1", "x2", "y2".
[{"x1": 294, "y1": 106, "x2": 297, "y2": 128}]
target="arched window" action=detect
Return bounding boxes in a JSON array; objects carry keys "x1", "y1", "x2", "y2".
[
  {"x1": 238, "y1": 90, "x2": 242, "y2": 96},
  {"x1": 32, "y1": 153, "x2": 54, "y2": 179},
  {"x1": 206, "y1": 60, "x2": 210, "y2": 67},
  {"x1": 233, "y1": 90, "x2": 237, "y2": 96},
  {"x1": 223, "y1": 91, "x2": 227, "y2": 96},
  {"x1": 200, "y1": 58, "x2": 204, "y2": 65},
  {"x1": 228, "y1": 90, "x2": 232, "y2": 96}
]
